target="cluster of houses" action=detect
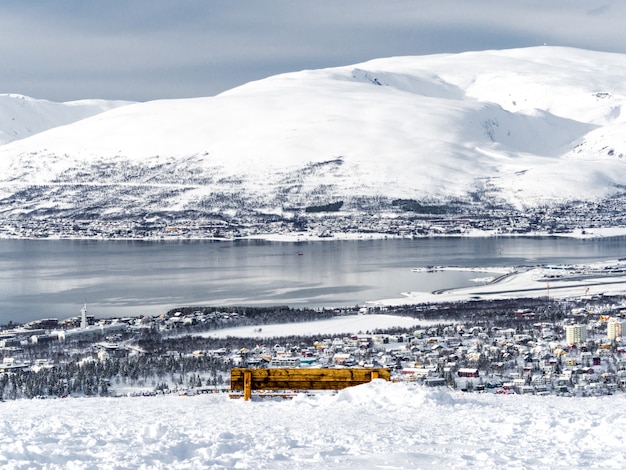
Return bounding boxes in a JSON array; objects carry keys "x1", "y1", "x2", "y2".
[
  {"x1": 3, "y1": 303, "x2": 626, "y2": 398},
  {"x1": 0, "y1": 307, "x2": 242, "y2": 372},
  {"x1": 1, "y1": 308, "x2": 240, "y2": 346},
  {"x1": 219, "y1": 313, "x2": 626, "y2": 397}
]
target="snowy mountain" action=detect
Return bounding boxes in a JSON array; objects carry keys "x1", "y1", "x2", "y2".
[
  {"x1": 1, "y1": 46, "x2": 626, "y2": 224},
  {"x1": 0, "y1": 94, "x2": 133, "y2": 145}
]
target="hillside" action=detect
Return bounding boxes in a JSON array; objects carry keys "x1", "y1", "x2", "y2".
[
  {"x1": 0, "y1": 94, "x2": 133, "y2": 145},
  {"x1": 1, "y1": 47, "x2": 626, "y2": 236}
]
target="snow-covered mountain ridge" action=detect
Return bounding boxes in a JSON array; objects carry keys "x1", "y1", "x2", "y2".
[
  {"x1": 0, "y1": 94, "x2": 133, "y2": 145},
  {"x1": 1, "y1": 46, "x2": 626, "y2": 234}
]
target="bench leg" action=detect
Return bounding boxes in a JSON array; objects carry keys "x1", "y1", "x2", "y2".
[{"x1": 243, "y1": 370, "x2": 252, "y2": 401}]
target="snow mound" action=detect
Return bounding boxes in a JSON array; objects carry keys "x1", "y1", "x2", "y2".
[{"x1": 1, "y1": 382, "x2": 625, "y2": 468}]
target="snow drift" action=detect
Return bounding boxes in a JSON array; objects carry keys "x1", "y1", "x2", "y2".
[{"x1": 0, "y1": 380, "x2": 624, "y2": 469}]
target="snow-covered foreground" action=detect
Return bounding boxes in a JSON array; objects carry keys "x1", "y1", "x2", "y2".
[{"x1": 0, "y1": 380, "x2": 624, "y2": 469}]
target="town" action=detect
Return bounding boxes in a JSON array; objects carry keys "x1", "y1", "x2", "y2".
[
  {"x1": 2, "y1": 291, "x2": 626, "y2": 400},
  {"x1": 2, "y1": 192, "x2": 626, "y2": 240}
]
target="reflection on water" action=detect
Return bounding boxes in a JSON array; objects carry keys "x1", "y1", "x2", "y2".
[{"x1": 0, "y1": 237, "x2": 625, "y2": 323}]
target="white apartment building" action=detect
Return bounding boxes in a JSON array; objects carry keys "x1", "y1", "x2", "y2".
[
  {"x1": 565, "y1": 324, "x2": 587, "y2": 345},
  {"x1": 607, "y1": 319, "x2": 624, "y2": 341}
]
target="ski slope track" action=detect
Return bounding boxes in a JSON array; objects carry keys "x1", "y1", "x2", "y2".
[{"x1": 1, "y1": 46, "x2": 626, "y2": 220}]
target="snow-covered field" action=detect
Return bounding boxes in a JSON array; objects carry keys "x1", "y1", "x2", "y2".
[
  {"x1": 372, "y1": 260, "x2": 626, "y2": 306},
  {"x1": 195, "y1": 314, "x2": 433, "y2": 339},
  {"x1": 1, "y1": 381, "x2": 624, "y2": 469}
]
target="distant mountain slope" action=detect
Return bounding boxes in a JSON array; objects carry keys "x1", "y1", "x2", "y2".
[
  {"x1": 1, "y1": 46, "x2": 625, "y2": 224},
  {"x1": 0, "y1": 94, "x2": 134, "y2": 145}
]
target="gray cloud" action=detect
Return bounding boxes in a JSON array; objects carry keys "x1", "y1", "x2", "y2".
[{"x1": 1, "y1": 0, "x2": 625, "y2": 101}]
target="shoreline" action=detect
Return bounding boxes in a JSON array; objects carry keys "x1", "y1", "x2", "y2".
[
  {"x1": 2, "y1": 234, "x2": 626, "y2": 323},
  {"x1": 2, "y1": 226, "x2": 626, "y2": 242},
  {"x1": 369, "y1": 259, "x2": 626, "y2": 307}
]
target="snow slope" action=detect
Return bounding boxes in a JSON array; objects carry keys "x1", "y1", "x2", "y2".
[
  {"x1": 0, "y1": 94, "x2": 133, "y2": 145},
  {"x1": 1, "y1": 46, "x2": 626, "y2": 217},
  {"x1": 0, "y1": 382, "x2": 624, "y2": 469}
]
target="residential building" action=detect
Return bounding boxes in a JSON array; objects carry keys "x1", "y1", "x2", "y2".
[
  {"x1": 608, "y1": 318, "x2": 624, "y2": 341},
  {"x1": 565, "y1": 324, "x2": 587, "y2": 345}
]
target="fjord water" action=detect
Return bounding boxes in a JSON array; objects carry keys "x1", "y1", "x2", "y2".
[{"x1": 1, "y1": 237, "x2": 626, "y2": 324}]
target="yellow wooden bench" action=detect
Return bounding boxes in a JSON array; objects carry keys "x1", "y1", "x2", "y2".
[{"x1": 230, "y1": 367, "x2": 390, "y2": 400}]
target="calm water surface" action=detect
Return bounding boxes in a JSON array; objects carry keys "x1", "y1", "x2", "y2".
[{"x1": 1, "y1": 237, "x2": 626, "y2": 323}]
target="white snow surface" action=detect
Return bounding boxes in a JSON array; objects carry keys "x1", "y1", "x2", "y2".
[
  {"x1": 373, "y1": 259, "x2": 626, "y2": 305},
  {"x1": 1, "y1": 382, "x2": 624, "y2": 469},
  {"x1": 2, "y1": 46, "x2": 626, "y2": 208},
  {"x1": 196, "y1": 314, "x2": 431, "y2": 339},
  {"x1": 0, "y1": 94, "x2": 133, "y2": 145}
]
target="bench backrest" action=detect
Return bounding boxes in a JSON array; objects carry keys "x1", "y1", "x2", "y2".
[{"x1": 231, "y1": 367, "x2": 390, "y2": 400}]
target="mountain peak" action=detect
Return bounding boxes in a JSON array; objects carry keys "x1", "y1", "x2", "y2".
[{"x1": 0, "y1": 94, "x2": 134, "y2": 145}]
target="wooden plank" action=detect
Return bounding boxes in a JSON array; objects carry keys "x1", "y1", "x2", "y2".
[
  {"x1": 243, "y1": 369, "x2": 252, "y2": 401},
  {"x1": 231, "y1": 368, "x2": 390, "y2": 396},
  {"x1": 231, "y1": 368, "x2": 390, "y2": 382}
]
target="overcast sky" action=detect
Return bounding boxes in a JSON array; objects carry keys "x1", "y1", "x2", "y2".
[{"x1": 2, "y1": 1, "x2": 626, "y2": 102}]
